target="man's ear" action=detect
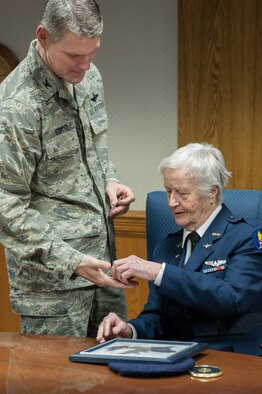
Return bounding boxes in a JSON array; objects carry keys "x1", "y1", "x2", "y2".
[{"x1": 36, "y1": 25, "x2": 49, "y2": 49}]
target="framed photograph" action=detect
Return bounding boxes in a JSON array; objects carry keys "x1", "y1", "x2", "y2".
[{"x1": 69, "y1": 338, "x2": 207, "y2": 365}]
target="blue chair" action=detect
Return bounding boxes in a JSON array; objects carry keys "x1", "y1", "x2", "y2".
[{"x1": 146, "y1": 190, "x2": 262, "y2": 260}]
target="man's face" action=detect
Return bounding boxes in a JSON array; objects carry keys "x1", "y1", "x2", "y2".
[
  {"x1": 163, "y1": 168, "x2": 215, "y2": 231},
  {"x1": 37, "y1": 27, "x2": 100, "y2": 83}
]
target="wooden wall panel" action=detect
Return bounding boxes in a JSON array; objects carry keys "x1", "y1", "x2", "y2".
[
  {"x1": 0, "y1": 245, "x2": 20, "y2": 332},
  {"x1": 0, "y1": 210, "x2": 148, "y2": 332},
  {"x1": 114, "y1": 210, "x2": 149, "y2": 320},
  {"x1": 179, "y1": 0, "x2": 262, "y2": 190}
]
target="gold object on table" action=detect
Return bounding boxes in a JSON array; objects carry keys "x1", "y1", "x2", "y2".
[{"x1": 189, "y1": 365, "x2": 223, "y2": 378}]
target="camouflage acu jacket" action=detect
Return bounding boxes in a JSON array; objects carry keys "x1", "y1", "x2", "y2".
[{"x1": 0, "y1": 40, "x2": 118, "y2": 299}]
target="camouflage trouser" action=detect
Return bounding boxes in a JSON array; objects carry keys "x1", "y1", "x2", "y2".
[{"x1": 20, "y1": 286, "x2": 126, "y2": 337}]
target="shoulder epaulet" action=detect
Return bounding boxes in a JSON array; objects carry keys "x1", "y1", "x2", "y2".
[
  {"x1": 226, "y1": 214, "x2": 243, "y2": 223},
  {"x1": 227, "y1": 214, "x2": 260, "y2": 227}
]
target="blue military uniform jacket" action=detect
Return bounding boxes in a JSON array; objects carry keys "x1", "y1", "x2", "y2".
[{"x1": 129, "y1": 204, "x2": 262, "y2": 355}]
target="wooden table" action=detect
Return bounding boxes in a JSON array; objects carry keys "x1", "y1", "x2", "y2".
[{"x1": 0, "y1": 332, "x2": 261, "y2": 393}]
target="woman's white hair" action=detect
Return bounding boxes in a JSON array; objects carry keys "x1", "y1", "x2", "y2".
[{"x1": 158, "y1": 143, "x2": 231, "y2": 204}]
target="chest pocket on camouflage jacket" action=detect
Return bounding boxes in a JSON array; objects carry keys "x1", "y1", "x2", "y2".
[{"x1": 44, "y1": 125, "x2": 91, "y2": 197}]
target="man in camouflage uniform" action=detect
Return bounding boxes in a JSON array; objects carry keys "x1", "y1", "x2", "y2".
[{"x1": 0, "y1": 0, "x2": 136, "y2": 337}]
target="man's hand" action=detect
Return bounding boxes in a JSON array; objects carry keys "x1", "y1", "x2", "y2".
[
  {"x1": 74, "y1": 255, "x2": 139, "y2": 288},
  {"x1": 111, "y1": 255, "x2": 162, "y2": 284},
  {"x1": 106, "y1": 181, "x2": 135, "y2": 218},
  {"x1": 96, "y1": 312, "x2": 133, "y2": 343}
]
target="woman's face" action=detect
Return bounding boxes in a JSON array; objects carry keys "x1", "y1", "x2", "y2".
[{"x1": 163, "y1": 168, "x2": 217, "y2": 231}]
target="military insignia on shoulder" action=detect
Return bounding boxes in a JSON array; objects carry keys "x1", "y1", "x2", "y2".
[
  {"x1": 253, "y1": 229, "x2": 262, "y2": 251},
  {"x1": 43, "y1": 79, "x2": 52, "y2": 89}
]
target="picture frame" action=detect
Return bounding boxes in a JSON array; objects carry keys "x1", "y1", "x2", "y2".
[{"x1": 69, "y1": 338, "x2": 207, "y2": 365}]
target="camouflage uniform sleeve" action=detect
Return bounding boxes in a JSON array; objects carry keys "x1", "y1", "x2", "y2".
[
  {"x1": 104, "y1": 161, "x2": 120, "y2": 184},
  {"x1": 0, "y1": 114, "x2": 84, "y2": 281}
]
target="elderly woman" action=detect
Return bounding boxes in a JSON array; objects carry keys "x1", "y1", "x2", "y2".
[{"x1": 97, "y1": 143, "x2": 262, "y2": 355}]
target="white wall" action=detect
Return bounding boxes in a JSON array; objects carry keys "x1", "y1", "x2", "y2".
[{"x1": 0, "y1": 0, "x2": 178, "y2": 210}]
